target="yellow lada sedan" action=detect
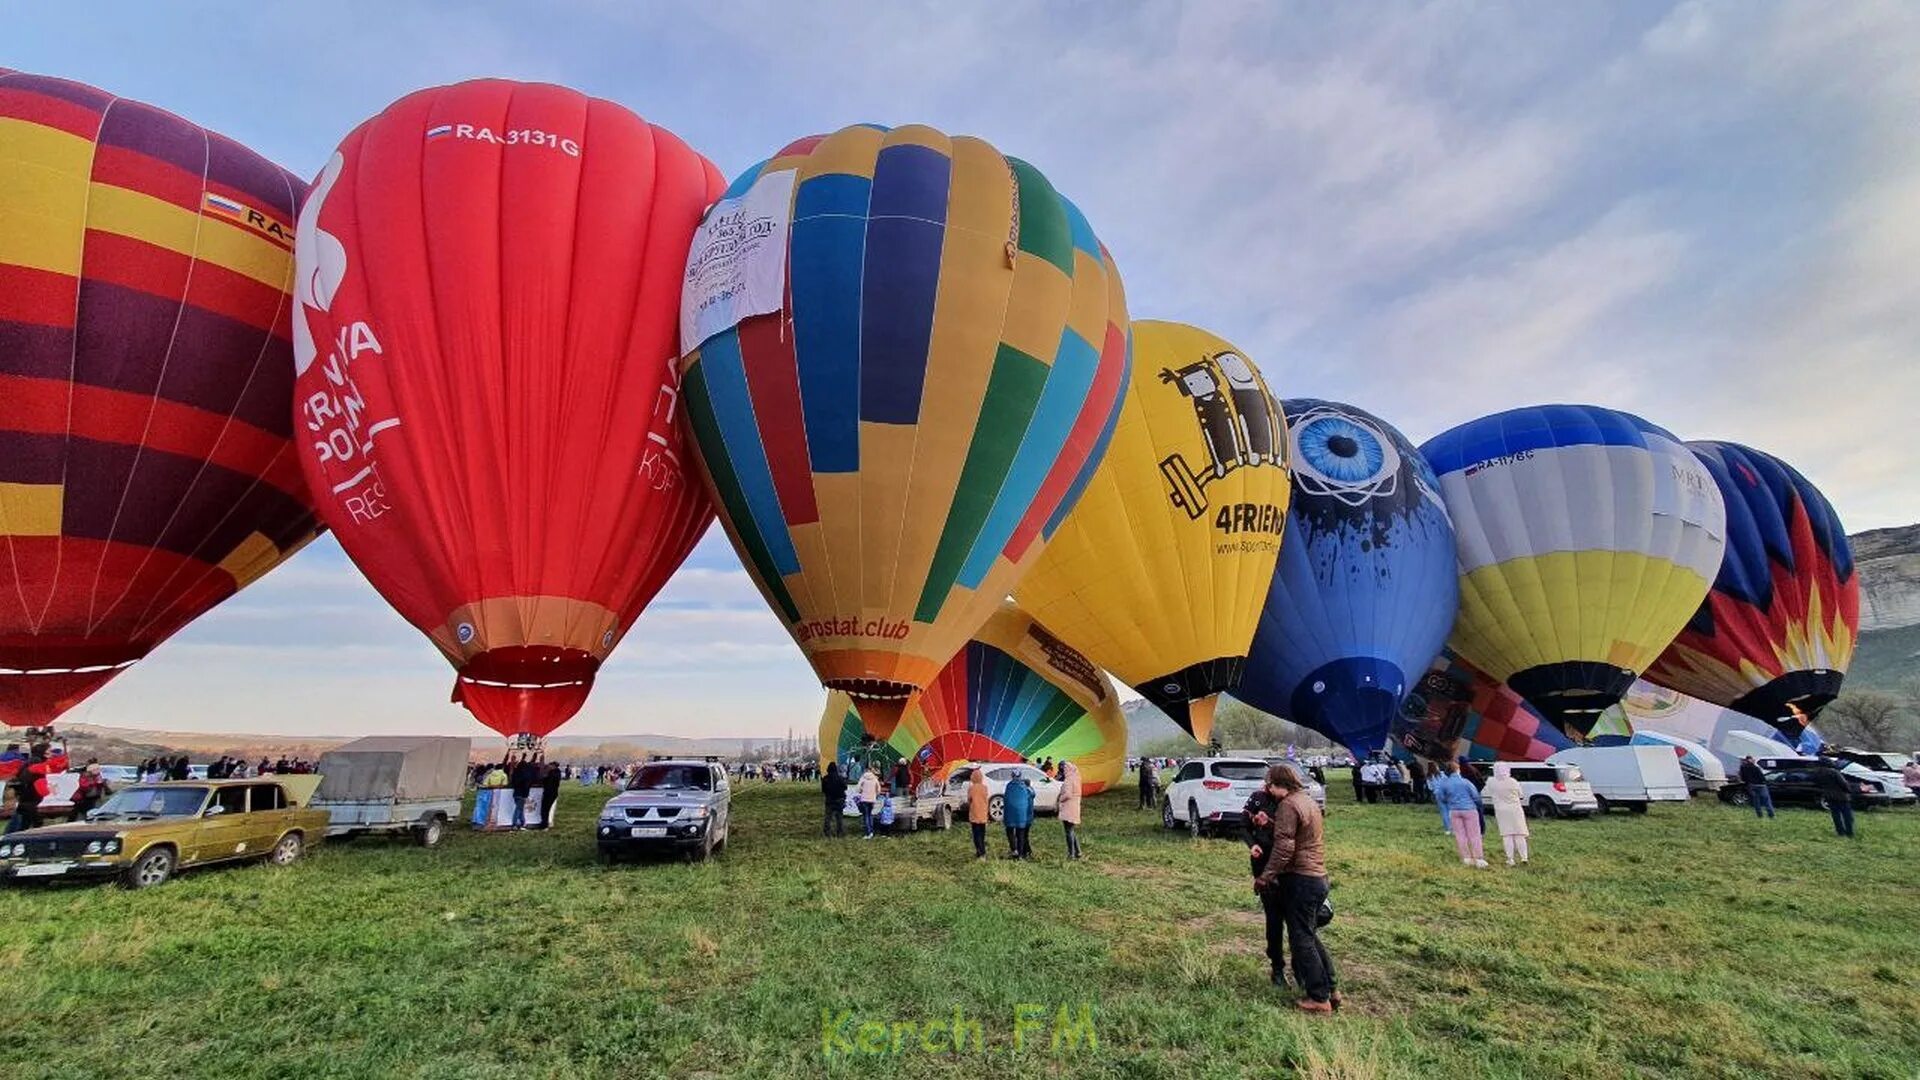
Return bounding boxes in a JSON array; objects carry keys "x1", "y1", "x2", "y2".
[{"x1": 0, "y1": 779, "x2": 328, "y2": 888}]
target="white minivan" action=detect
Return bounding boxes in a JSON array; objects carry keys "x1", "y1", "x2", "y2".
[{"x1": 1547, "y1": 746, "x2": 1690, "y2": 813}]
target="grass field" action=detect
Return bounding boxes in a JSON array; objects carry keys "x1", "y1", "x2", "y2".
[{"x1": 3, "y1": 773, "x2": 1917, "y2": 1079}]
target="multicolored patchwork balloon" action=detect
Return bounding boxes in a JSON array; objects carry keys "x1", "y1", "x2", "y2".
[
  {"x1": 1394, "y1": 649, "x2": 1573, "y2": 763},
  {"x1": 1421, "y1": 405, "x2": 1727, "y2": 739},
  {"x1": 1643, "y1": 442, "x2": 1858, "y2": 740},
  {"x1": 818, "y1": 602, "x2": 1127, "y2": 792},
  {"x1": 1235, "y1": 400, "x2": 1457, "y2": 757},
  {"x1": 681, "y1": 125, "x2": 1129, "y2": 739},
  {"x1": 0, "y1": 70, "x2": 319, "y2": 725}
]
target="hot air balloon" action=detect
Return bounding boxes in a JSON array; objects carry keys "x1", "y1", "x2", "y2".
[
  {"x1": 290, "y1": 80, "x2": 719, "y2": 739},
  {"x1": 818, "y1": 605, "x2": 1127, "y2": 793},
  {"x1": 0, "y1": 70, "x2": 319, "y2": 726},
  {"x1": 1394, "y1": 650, "x2": 1573, "y2": 763},
  {"x1": 679, "y1": 125, "x2": 1129, "y2": 739},
  {"x1": 1420, "y1": 405, "x2": 1727, "y2": 739},
  {"x1": 1013, "y1": 321, "x2": 1287, "y2": 744},
  {"x1": 1642, "y1": 442, "x2": 1858, "y2": 741},
  {"x1": 1234, "y1": 399, "x2": 1457, "y2": 757}
]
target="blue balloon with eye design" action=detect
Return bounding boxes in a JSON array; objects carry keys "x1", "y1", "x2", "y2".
[{"x1": 1231, "y1": 399, "x2": 1459, "y2": 756}]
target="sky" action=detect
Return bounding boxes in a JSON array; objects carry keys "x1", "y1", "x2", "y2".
[{"x1": 10, "y1": 1, "x2": 1920, "y2": 740}]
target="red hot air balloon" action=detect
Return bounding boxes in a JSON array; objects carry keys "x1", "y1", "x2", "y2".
[
  {"x1": 0, "y1": 70, "x2": 319, "y2": 726},
  {"x1": 291, "y1": 81, "x2": 720, "y2": 738}
]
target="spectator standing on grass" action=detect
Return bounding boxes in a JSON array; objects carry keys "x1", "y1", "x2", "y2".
[
  {"x1": 856, "y1": 765, "x2": 880, "y2": 839},
  {"x1": 1252, "y1": 763, "x2": 1338, "y2": 1013},
  {"x1": 1484, "y1": 763, "x2": 1530, "y2": 866},
  {"x1": 1242, "y1": 780, "x2": 1286, "y2": 984},
  {"x1": 1003, "y1": 772, "x2": 1035, "y2": 860},
  {"x1": 1138, "y1": 757, "x2": 1158, "y2": 810},
  {"x1": 1349, "y1": 761, "x2": 1364, "y2": 804},
  {"x1": 1435, "y1": 763, "x2": 1488, "y2": 868},
  {"x1": 1737, "y1": 756, "x2": 1775, "y2": 819},
  {"x1": 510, "y1": 757, "x2": 537, "y2": 830},
  {"x1": 68, "y1": 762, "x2": 111, "y2": 822},
  {"x1": 1058, "y1": 760, "x2": 1084, "y2": 859},
  {"x1": 820, "y1": 762, "x2": 848, "y2": 838},
  {"x1": 1814, "y1": 765, "x2": 1855, "y2": 838},
  {"x1": 6, "y1": 745, "x2": 49, "y2": 835},
  {"x1": 1904, "y1": 760, "x2": 1920, "y2": 798},
  {"x1": 539, "y1": 761, "x2": 562, "y2": 829},
  {"x1": 1458, "y1": 759, "x2": 1490, "y2": 824},
  {"x1": 967, "y1": 768, "x2": 990, "y2": 859}
]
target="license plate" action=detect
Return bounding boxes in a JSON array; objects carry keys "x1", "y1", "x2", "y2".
[
  {"x1": 629, "y1": 826, "x2": 666, "y2": 838},
  {"x1": 15, "y1": 862, "x2": 72, "y2": 877}
]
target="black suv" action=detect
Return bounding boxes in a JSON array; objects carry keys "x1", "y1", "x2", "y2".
[{"x1": 1719, "y1": 758, "x2": 1889, "y2": 810}]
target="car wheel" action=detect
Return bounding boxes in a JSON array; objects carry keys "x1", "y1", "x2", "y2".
[
  {"x1": 1627, "y1": 802, "x2": 1649, "y2": 815},
  {"x1": 122, "y1": 846, "x2": 175, "y2": 889},
  {"x1": 1187, "y1": 801, "x2": 1203, "y2": 838},
  {"x1": 934, "y1": 803, "x2": 952, "y2": 831},
  {"x1": 988, "y1": 795, "x2": 1005, "y2": 823},
  {"x1": 270, "y1": 832, "x2": 304, "y2": 866},
  {"x1": 1161, "y1": 798, "x2": 1177, "y2": 831},
  {"x1": 414, "y1": 816, "x2": 445, "y2": 847},
  {"x1": 1529, "y1": 796, "x2": 1556, "y2": 819},
  {"x1": 1722, "y1": 787, "x2": 1749, "y2": 806},
  {"x1": 1594, "y1": 796, "x2": 1611, "y2": 814}
]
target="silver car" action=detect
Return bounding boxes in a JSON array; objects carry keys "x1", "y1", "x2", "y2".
[{"x1": 595, "y1": 760, "x2": 731, "y2": 862}]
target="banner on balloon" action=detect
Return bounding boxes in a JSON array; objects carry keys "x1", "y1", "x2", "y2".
[{"x1": 680, "y1": 169, "x2": 795, "y2": 355}]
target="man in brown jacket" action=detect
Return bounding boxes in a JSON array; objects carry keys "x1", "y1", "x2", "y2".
[{"x1": 1253, "y1": 763, "x2": 1339, "y2": 1013}]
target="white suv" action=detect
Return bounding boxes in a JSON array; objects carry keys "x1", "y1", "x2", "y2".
[
  {"x1": 941, "y1": 763, "x2": 1061, "y2": 821},
  {"x1": 1479, "y1": 763, "x2": 1598, "y2": 819},
  {"x1": 1162, "y1": 757, "x2": 1325, "y2": 838}
]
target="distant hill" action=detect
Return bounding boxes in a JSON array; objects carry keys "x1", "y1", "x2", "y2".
[
  {"x1": 28, "y1": 724, "x2": 802, "y2": 767},
  {"x1": 1123, "y1": 699, "x2": 1186, "y2": 750}
]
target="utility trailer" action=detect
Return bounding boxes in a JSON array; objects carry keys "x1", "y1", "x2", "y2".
[{"x1": 312, "y1": 736, "x2": 470, "y2": 847}]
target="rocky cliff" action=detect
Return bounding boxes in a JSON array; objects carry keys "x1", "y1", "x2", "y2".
[{"x1": 1855, "y1": 524, "x2": 1920, "y2": 632}]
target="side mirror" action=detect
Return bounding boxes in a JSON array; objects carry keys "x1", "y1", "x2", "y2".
[{"x1": 203, "y1": 805, "x2": 224, "y2": 817}]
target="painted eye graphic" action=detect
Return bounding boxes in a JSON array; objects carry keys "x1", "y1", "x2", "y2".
[{"x1": 1290, "y1": 406, "x2": 1401, "y2": 506}]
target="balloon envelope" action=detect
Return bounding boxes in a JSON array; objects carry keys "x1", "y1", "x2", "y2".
[
  {"x1": 0, "y1": 71, "x2": 319, "y2": 725},
  {"x1": 291, "y1": 80, "x2": 719, "y2": 737},
  {"x1": 681, "y1": 125, "x2": 1129, "y2": 739},
  {"x1": 1394, "y1": 649, "x2": 1573, "y2": 763},
  {"x1": 1421, "y1": 405, "x2": 1727, "y2": 739},
  {"x1": 1236, "y1": 399, "x2": 1457, "y2": 757},
  {"x1": 818, "y1": 602, "x2": 1127, "y2": 792},
  {"x1": 1015, "y1": 321, "x2": 1288, "y2": 744},
  {"x1": 1643, "y1": 442, "x2": 1858, "y2": 740}
]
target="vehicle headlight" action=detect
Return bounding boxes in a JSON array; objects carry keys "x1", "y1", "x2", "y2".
[
  {"x1": 687, "y1": 806, "x2": 709, "y2": 819},
  {"x1": 103, "y1": 839, "x2": 121, "y2": 854},
  {"x1": 86, "y1": 841, "x2": 103, "y2": 854},
  {"x1": 0, "y1": 843, "x2": 14, "y2": 858}
]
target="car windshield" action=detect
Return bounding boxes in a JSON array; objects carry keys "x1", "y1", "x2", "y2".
[
  {"x1": 626, "y1": 765, "x2": 711, "y2": 792},
  {"x1": 91, "y1": 785, "x2": 208, "y2": 820},
  {"x1": 1212, "y1": 762, "x2": 1268, "y2": 781}
]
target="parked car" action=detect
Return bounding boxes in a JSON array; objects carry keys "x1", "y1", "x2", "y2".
[
  {"x1": 1718, "y1": 758, "x2": 1890, "y2": 810},
  {"x1": 1827, "y1": 748, "x2": 1911, "y2": 774},
  {"x1": 312, "y1": 736, "x2": 469, "y2": 846},
  {"x1": 1832, "y1": 760, "x2": 1916, "y2": 807},
  {"x1": 1480, "y1": 762, "x2": 1599, "y2": 819},
  {"x1": 1547, "y1": 746, "x2": 1689, "y2": 813},
  {"x1": 941, "y1": 763, "x2": 1062, "y2": 822},
  {"x1": 595, "y1": 759, "x2": 731, "y2": 862},
  {"x1": 1162, "y1": 757, "x2": 1324, "y2": 838},
  {"x1": 0, "y1": 779, "x2": 326, "y2": 888}
]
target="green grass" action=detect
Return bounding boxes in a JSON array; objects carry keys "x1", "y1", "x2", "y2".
[{"x1": 3, "y1": 774, "x2": 1917, "y2": 1079}]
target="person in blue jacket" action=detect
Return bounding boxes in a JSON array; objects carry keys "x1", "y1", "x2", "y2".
[
  {"x1": 1432, "y1": 762, "x2": 1488, "y2": 868},
  {"x1": 1003, "y1": 774, "x2": 1036, "y2": 860}
]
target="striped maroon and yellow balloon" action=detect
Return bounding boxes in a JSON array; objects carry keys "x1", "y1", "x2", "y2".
[
  {"x1": 679, "y1": 124, "x2": 1128, "y2": 738},
  {"x1": 0, "y1": 71, "x2": 318, "y2": 725}
]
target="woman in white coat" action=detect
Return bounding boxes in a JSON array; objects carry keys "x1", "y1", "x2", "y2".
[
  {"x1": 1057, "y1": 760, "x2": 1084, "y2": 859},
  {"x1": 1484, "y1": 762, "x2": 1530, "y2": 866}
]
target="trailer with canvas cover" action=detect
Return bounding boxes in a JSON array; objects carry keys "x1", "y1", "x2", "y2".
[{"x1": 311, "y1": 736, "x2": 470, "y2": 846}]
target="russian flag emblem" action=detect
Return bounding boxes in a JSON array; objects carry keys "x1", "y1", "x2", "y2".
[
  {"x1": 426, "y1": 124, "x2": 454, "y2": 140},
  {"x1": 202, "y1": 192, "x2": 246, "y2": 218}
]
